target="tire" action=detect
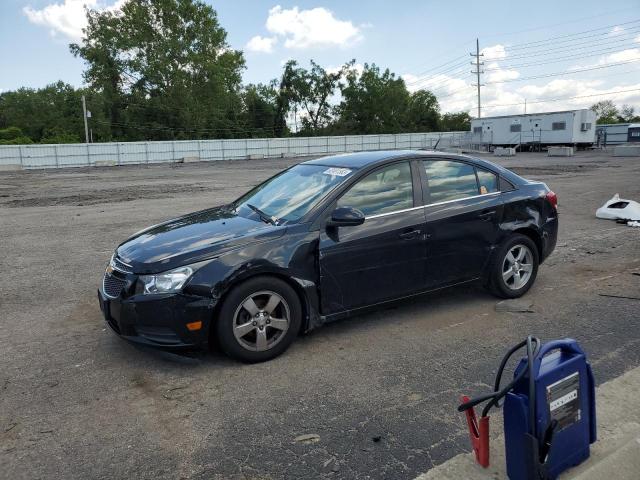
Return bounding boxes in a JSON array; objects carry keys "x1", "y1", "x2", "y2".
[
  {"x1": 216, "y1": 276, "x2": 302, "y2": 363},
  {"x1": 487, "y1": 234, "x2": 539, "y2": 299}
]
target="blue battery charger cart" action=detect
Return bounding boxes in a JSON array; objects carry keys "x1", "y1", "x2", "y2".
[{"x1": 459, "y1": 337, "x2": 597, "y2": 480}]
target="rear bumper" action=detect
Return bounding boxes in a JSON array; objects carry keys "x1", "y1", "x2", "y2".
[{"x1": 98, "y1": 289, "x2": 215, "y2": 350}]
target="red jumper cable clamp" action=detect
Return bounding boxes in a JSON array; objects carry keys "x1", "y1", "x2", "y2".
[{"x1": 460, "y1": 395, "x2": 490, "y2": 468}]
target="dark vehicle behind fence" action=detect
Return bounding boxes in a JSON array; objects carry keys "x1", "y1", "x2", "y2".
[{"x1": 98, "y1": 151, "x2": 558, "y2": 362}]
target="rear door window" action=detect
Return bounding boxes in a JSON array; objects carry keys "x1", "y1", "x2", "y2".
[{"x1": 423, "y1": 160, "x2": 479, "y2": 204}]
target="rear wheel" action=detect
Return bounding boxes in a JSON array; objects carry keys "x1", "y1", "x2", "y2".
[
  {"x1": 488, "y1": 234, "x2": 539, "y2": 299},
  {"x1": 216, "y1": 276, "x2": 301, "y2": 363}
]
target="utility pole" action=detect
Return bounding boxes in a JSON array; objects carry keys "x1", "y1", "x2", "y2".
[
  {"x1": 82, "y1": 95, "x2": 90, "y2": 143},
  {"x1": 524, "y1": 99, "x2": 527, "y2": 114},
  {"x1": 470, "y1": 38, "x2": 484, "y2": 118}
]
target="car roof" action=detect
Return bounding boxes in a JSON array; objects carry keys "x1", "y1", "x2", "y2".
[
  {"x1": 302, "y1": 150, "x2": 414, "y2": 169},
  {"x1": 301, "y1": 149, "x2": 525, "y2": 184},
  {"x1": 302, "y1": 150, "x2": 482, "y2": 169}
]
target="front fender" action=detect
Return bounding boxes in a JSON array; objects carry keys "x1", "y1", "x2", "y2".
[{"x1": 183, "y1": 227, "x2": 322, "y2": 334}]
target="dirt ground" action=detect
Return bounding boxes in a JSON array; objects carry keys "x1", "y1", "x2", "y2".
[{"x1": 1, "y1": 150, "x2": 639, "y2": 480}]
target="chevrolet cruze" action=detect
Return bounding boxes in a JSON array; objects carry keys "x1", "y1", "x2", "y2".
[{"x1": 98, "y1": 151, "x2": 558, "y2": 362}]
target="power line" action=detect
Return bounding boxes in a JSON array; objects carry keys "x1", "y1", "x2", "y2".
[
  {"x1": 482, "y1": 87, "x2": 640, "y2": 110},
  {"x1": 484, "y1": 60, "x2": 640, "y2": 85},
  {"x1": 484, "y1": 37, "x2": 640, "y2": 62},
  {"x1": 481, "y1": 9, "x2": 639, "y2": 42},
  {"x1": 487, "y1": 28, "x2": 640, "y2": 60},
  {"x1": 496, "y1": 18, "x2": 640, "y2": 50},
  {"x1": 487, "y1": 45, "x2": 640, "y2": 70}
]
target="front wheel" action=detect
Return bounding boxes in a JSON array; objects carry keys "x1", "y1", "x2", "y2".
[
  {"x1": 488, "y1": 234, "x2": 539, "y2": 299},
  {"x1": 216, "y1": 276, "x2": 301, "y2": 363}
]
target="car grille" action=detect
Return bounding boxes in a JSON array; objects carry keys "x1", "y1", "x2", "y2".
[
  {"x1": 103, "y1": 273, "x2": 127, "y2": 299},
  {"x1": 112, "y1": 255, "x2": 133, "y2": 274}
]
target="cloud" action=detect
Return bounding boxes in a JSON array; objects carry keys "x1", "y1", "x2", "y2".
[
  {"x1": 609, "y1": 25, "x2": 626, "y2": 36},
  {"x1": 481, "y1": 44, "x2": 507, "y2": 61},
  {"x1": 263, "y1": 5, "x2": 362, "y2": 49},
  {"x1": 23, "y1": 0, "x2": 125, "y2": 42},
  {"x1": 606, "y1": 48, "x2": 640, "y2": 63},
  {"x1": 246, "y1": 35, "x2": 277, "y2": 54},
  {"x1": 485, "y1": 62, "x2": 520, "y2": 83}
]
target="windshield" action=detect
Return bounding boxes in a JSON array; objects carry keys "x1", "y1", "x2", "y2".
[{"x1": 233, "y1": 164, "x2": 353, "y2": 223}]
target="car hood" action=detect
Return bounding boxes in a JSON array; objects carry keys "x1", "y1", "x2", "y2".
[{"x1": 116, "y1": 206, "x2": 285, "y2": 273}]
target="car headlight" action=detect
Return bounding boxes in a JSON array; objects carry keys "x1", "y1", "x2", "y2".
[{"x1": 138, "y1": 266, "x2": 196, "y2": 295}]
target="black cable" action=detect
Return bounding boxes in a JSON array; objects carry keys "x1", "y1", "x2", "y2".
[{"x1": 458, "y1": 336, "x2": 541, "y2": 421}]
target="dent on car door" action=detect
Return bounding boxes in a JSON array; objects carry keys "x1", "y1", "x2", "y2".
[
  {"x1": 318, "y1": 161, "x2": 427, "y2": 315},
  {"x1": 421, "y1": 159, "x2": 504, "y2": 287}
]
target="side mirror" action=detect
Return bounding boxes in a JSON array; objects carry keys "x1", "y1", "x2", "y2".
[{"x1": 327, "y1": 206, "x2": 365, "y2": 227}]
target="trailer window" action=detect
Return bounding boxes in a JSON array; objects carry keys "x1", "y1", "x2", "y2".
[
  {"x1": 510, "y1": 124, "x2": 521, "y2": 132},
  {"x1": 552, "y1": 122, "x2": 566, "y2": 131},
  {"x1": 473, "y1": 126, "x2": 482, "y2": 134}
]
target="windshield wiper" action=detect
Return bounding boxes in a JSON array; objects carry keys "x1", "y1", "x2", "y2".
[{"x1": 246, "y1": 204, "x2": 279, "y2": 226}]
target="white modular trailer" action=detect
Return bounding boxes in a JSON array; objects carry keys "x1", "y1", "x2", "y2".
[{"x1": 470, "y1": 109, "x2": 597, "y2": 147}]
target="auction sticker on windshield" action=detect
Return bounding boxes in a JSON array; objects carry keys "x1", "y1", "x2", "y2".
[{"x1": 323, "y1": 167, "x2": 352, "y2": 177}]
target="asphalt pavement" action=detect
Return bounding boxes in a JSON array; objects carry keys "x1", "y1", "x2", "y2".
[{"x1": 1, "y1": 150, "x2": 639, "y2": 479}]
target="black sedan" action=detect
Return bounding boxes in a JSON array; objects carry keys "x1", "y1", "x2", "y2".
[{"x1": 98, "y1": 150, "x2": 558, "y2": 362}]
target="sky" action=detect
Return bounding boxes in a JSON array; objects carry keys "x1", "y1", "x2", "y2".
[{"x1": 1, "y1": 0, "x2": 640, "y2": 117}]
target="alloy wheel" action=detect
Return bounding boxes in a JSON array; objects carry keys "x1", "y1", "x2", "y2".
[
  {"x1": 232, "y1": 290, "x2": 291, "y2": 351},
  {"x1": 502, "y1": 244, "x2": 534, "y2": 290}
]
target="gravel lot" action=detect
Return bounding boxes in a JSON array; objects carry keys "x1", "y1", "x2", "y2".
[{"x1": 1, "y1": 150, "x2": 639, "y2": 479}]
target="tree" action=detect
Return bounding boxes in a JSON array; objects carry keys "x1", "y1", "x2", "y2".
[
  {"x1": 334, "y1": 63, "x2": 412, "y2": 134},
  {"x1": 407, "y1": 90, "x2": 440, "y2": 132},
  {"x1": 70, "y1": 0, "x2": 245, "y2": 140},
  {"x1": 619, "y1": 104, "x2": 640, "y2": 123},
  {"x1": 0, "y1": 127, "x2": 33, "y2": 145},
  {"x1": 0, "y1": 82, "x2": 105, "y2": 143},
  {"x1": 288, "y1": 60, "x2": 352, "y2": 135},
  {"x1": 440, "y1": 111, "x2": 472, "y2": 131},
  {"x1": 241, "y1": 83, "x2": 279, "y2": 137},
  {"x1": 591, "y1": 100, "x2": 619, "y2": 124}
]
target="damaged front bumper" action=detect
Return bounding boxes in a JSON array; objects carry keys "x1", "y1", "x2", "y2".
[{"x1": 98, "y1": 289, "x2": 216, "y2": 350}]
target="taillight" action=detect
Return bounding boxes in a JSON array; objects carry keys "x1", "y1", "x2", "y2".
[{"x1": 546, "y1": 190, "x2": 558, "y2": 211}]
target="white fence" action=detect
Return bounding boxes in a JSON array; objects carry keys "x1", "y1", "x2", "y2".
[{"x1": 0, "y1": 131, "x2": 468, "y2": 169}]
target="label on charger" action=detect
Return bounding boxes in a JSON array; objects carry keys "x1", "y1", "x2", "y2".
[{"x1": 546, "y1": 372, "x2": 581, "y2": 431}]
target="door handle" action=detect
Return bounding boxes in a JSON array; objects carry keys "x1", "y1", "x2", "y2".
[
  {"x1": 478, "y1": 210, "x2": 496, "y2": 221},
  {"x1": 399, "y1": 229, "x2": 421, "y2": 240}
]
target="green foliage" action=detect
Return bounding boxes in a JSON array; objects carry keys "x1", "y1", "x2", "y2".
[
  {"x1": 591, "y1": 100, "x2": 619, "y2": 124},
  {"x1": 330, "y1": 63, "x2": 442, "y2": 136},
  {"x1": 0, "y1": 127, "x2": 33, "y2": 145},
  {"x1": 407, "y1": 90, "x2": 440, "y2": 132},
  {"x1": 70, "y1": 0, "x2": 245, "y2": 140},
  {"x1": 240, "y1": 83, "x2": 279, "y2": 137},
  {"x1": 591, "y1": 101, "x2": 640, "y2": 124},
  {"x1": 284, "y1": 60, "x2": 354, "y2": 135},
  {"x1": 0, "y1": 0, "x2": 464, "y2": 143},
  {"x1": 619, "y1": 105, "x2": 640, "y2": 123},
  {"x1": 40, "y1": 127, "x2": 82, "y2": 144},
  {"x1": 440, "y1": 111, "x2": 472, "y2": 131},
  {"x1": 0, "y1": 82, "x2": 100, "y2": 142},
  {"x1": 0, "y1": 126, "x2": 24, "y2": 140},
  {"x1": 334, "y1": 63, "x2": 411, "y2": 134}
]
